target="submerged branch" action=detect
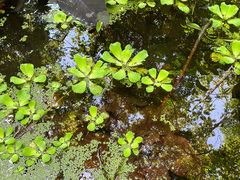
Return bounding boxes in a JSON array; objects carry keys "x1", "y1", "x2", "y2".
[
  {"x1": 208, "y1": 104, "x2": 240, "y2": 132},
  {"x1": 191, "y1": 67, "x2": 233, "y2": 111},
  {"x1": 160, "y1": 21, "x2": 213, "y2": 108}
]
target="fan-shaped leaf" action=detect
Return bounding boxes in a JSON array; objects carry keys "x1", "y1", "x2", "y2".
[
  {"x1": 112, "y1": 69, "x2": 126, "y2": 80},
  {"x1": 42, "y1": 154, "x2": 50, "y2": 163},
  {"x1": 110, "y1": 42, "x2": 122, "y2": 60},
  {"x1": 128, "y1": 71, "x2": 141, "y2": 83},
  {"x1": 157, "y1": 70, "x2": 169, "y2": 82},
  {"x1": 72, "y1": 81, "x2": 87, "y2": 94},
  {"x1": 87, "y1": 123, "x2": 95, "y2": 131},
  {"x1": 161, "y1": 84, "x2": 173, "y2": 92},
  {"x1": 124, "y1": 147, "x2": 131, "y2": 157},
  {"x1": 33, "y1": 75, "x2": 46, "y2": 83},
  {"x1": 128, "y1": 50, "x2": 148, "y2": 66},
  {"x1": 208, "y1": 4, "x2": 223, "y2": 19},
  {"x1": 89, "y1": 82, "x2": 103, "y2": 96},
  {"x1": 89, "y1": 106, "x2": 98, "y2": 118},
  {"x1": 118, "y1": 138, "x2": 126, "y2": 145},
  {"x1": 23, "y1": 147, "x2": 36, "y2": 156},
  {"x1": 20, "y1": 64, "x2": 34, "y2": 78}
]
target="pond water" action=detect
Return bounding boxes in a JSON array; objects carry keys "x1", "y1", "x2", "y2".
[{"x1": 0, "y1": 0, "x2": 239, "y2": 179}]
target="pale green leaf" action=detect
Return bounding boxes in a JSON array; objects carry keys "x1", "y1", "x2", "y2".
[
  {"x1": 232, "y1": 41, "x2": 240, "y2": 58},
  {"x1": 89, "y1": 106, "x2": 98, "y2": 118},
  {"x1": 126, "y1": 131, "x2": 134, "y2": 143},
  {"x1": 141, "y1": 76, "x2": 153, "y2": 85},
  {"x1": 128, "y1": 50, "x2": 148, "y2": 66},
  {"x1": 146, "y1": 86, "x2": 154, "y2": 93},
  {"x1": 42, "y1": 154, "x2": 50, "y2": 163},
  {"x1": 20, "y1": 64, "x2": 34, "y2": 78},
  {"x1": 112, "y1": 69, "x2": 126, "y2": 80},
  {"x1": 68, "y1": 67, "x2": 85, "y2": 78},
  {"x1": 118, "y1": 138, "x2": 126, "y2": 145},
  {"x1": 220, "y1": 2, "x2": 238, "y2": 19},
  {"x1": 11, "y1": 154, "x2": 19, "y2": 163},
  {"x1": 10, "y1": 76, "x2": 26, "y2": 85},
  {"x1": 228, "y1": 18, "x2": 240, "y2": 27},
  {"x1": 124, "y1": 147, "x2": 131, "y2": 157},
  {"x1": 87, "y1": 122, "x2": 95, "y2": 131},
  {"x1": 6, "y1": 128, "x2": 13, "y2": 137},
  {"x1": 161, "y1": 84, "x2": 173, "y2": 92},
  {"x1": 33, "y1": 75, "x2": 46, "y2": 83},
  {"x1": 157, "y1": 70, "x2": 169, "y2": 82},
  {"x1": 46, "y1": 147, "x2": 56, "y2": 155},
  {"x1": 5, "y1": 137, "x2": 16, "y2": 145},
  {"x1": 133, "y1": 137, "x2": 143, "y2": 144},
  {"x1": 208, "y1": 4, "x2": 223, "y2": 18},
  {"x1": 89, "y1": 82, "x2": 103, "y2": 96},
  {"x1": 128, "y1": 71, "x2": 141, "y2": 83},
  {"x1": 72, "y1": 81, "x2": 87, "y2": 94},
  {"x1": 96, "y1": 21, "x2": 103, "y2": 32},
  {"x1": 161, "y1": 0, "x2": 174, "y2": 5},
  {"x1": 110, "y1": 42, "x2": 122, "y2": 61},
  {"x1": 149, "y1": 68, "x2": 157, "y2": 79}
]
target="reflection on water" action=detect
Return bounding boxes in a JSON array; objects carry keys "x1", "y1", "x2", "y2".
[{"x1": 0, "y1": 0, "x2": 238, "y2": 179}]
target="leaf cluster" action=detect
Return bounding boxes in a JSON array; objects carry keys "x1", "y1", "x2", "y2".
[
  {"x1": 86, "y1": 106, "x2": 109, "y2": 131},
  {"x1": 208, "y1": 2, "x2": 240, "y2": 28},
  {"x1": 211, "y1": 41, "x2": 240, "y2": 74},
  {"x1": 118, "y1": 131, "x2": 142, "y2": 157},
  {"x1": 54, "y1": 10, "x2": 82, "y2": 29},
  {"x1": 68, "y1": 55, "x2": 110, "y2": 96}
]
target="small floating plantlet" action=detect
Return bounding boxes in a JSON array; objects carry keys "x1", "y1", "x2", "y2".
[
  {"x1": 118, "y1": 131, "x2": 142, "y2": 157},
  {"x1": 86, "y1": 106, "x2": 109, "y2": 131},
  {"x1": 141, "y1": 68, "x2": 173, "y2": 93}
]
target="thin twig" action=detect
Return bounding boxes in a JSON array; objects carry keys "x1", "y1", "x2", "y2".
[
  {"x1": 160, "y1": 21, "x2": 213, "y2": 108},
  {"x1": 191, "y1": 67, "x2": 233, "y2": 111},
  {"x1": 208, "y1": 104, "x2": 240, "y2": 132}
]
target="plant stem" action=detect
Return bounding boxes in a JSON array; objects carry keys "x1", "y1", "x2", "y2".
[{"x1": 160, "y1": 21, "x2": 213, "y2": 108}]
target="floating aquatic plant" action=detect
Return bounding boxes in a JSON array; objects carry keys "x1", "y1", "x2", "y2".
[
  {"x1": 86, "y1": 106, "x2": 109, "y2": 131},
  {"x1": 211, "y1": 41, "x2": 240, "y2": 74},
  {"x1": 208, "y1": 2, "x2": 240, "y2": 28},
  {"x1": 101, "y1": 42, "x2": 148, "y2": 83},
  {"x1": 118, "y1": 131, "x2": 142, "y2": 157},
  {"x1": 160, "y1": 0, "x2": 190, "y2": 14},
  {"x1": 53, "y1": 132, "x2": 73, "y2": 149},
  {"x1": 68, "y1": 54, "x2": 110, "y2": 96},
  {"x1": 141, "y1": 68, "x2": 173, "y2": 93}
]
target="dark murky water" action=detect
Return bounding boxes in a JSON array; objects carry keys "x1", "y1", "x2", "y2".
[{"x1": 0, "y1": 0, "x2": 238, "y2": 179}]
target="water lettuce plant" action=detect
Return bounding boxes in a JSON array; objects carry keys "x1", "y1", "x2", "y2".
[
  {"x1": 160, "y1": 0, "x2": 190, "y2": 14},
  {"x1": 53, "y1": 132, "x2": 73, "y2": 149},
  {"x1": 0, "y1": 90, "x2": 45, "y2": 124},
  {"x1": 211, "y1": 41, "x2": 240, "y2": 74},
  {"x1": 22, "y1": 136, "x2": 56, "y2": 164},
  {"x1": 68, "y1": 54, "x2": 109, "y2": 96},
  {"x1": 106, "y1": 0, "x2": 128, "y2": 5},
  {"x1": 86, "y1": 106, "x2": 109, "y2": 131},
  {"x1": 0, "y1": 127, "x2": 20, "y2": 162},
  {"x1": 10, "y1": 63, "x2": 46, "y2": 90},
  {"x1": 118, "y1": 131, "x2": 142, "y2": 157},
  {"x1": 138, "y1": 1, "x2": 156, "y2": 8},
  {"x1": 141, "y1": 68, "x2": 173, "y2": 92},
  {"x1": 101, "y1": 42, "x2": 148, "y2": 83},
  {"x1": 208, "y1": 2, "x2": 240, "y2": 28}
]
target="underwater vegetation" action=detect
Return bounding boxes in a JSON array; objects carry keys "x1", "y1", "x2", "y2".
[{"x1": 0, "y1": 0, "x2": 240, "y2": 179}]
